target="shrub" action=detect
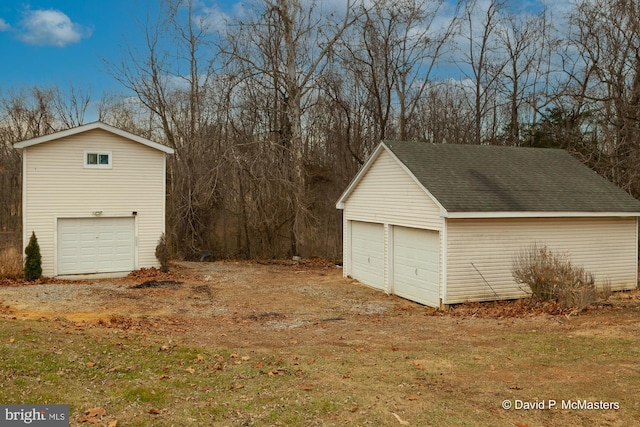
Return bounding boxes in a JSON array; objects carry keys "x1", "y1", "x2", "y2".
[
  {"x1": 512, "y1": 244, "x2": 596, "y2": 309},
  {"x1": 155, "y1": 233, "x2": 171, "y2": 273},
  {"x1": 0, "y1": 247, "x2": 23, "y2": 279},
  {"x1": 24, "y1": 231, "x2": 42, "y2": 281}
]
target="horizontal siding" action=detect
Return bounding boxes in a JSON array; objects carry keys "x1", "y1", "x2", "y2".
[
  {"x1": 445, "y1": 217, "x2": 638, "y2": 304},
  {"x1": 24, "y1": 129, "x2": 166, "y2": 276},
  {"x1": 343, "y1": 150, "x2": 443, "y2": 230}
]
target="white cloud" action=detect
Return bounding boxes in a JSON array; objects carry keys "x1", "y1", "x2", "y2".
[
  {"x1": 18, "y1": 9, "x2": 92, "y2": 47},
  {"x1": 193, "y1": 4, "x2": 230, "y2": 33},
  {"x1": 0, "y1": 18, "x2": 10, "y2": 31}
]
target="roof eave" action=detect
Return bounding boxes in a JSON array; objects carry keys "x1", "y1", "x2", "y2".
[
  {"x1": 337, "y1": 141, "x2": 448, "y2": 213},
  {"x1": 444, "y1": 211, "x2": 640, "y2": 219},
  {"x1": 12, "y1": 121, "x2": 175, "y2": 154}
]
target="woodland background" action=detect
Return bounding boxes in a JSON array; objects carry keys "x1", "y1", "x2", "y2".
[{"x1": 1, "y1": 0, "x2": 640, "y2": 260}]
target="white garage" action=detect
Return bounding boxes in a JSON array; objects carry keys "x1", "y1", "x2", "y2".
[
  {"x1": 57, "y1": 217, "x2": 135, "y2": 275},
  {"x1": 14, "y1": 122, "x2": 174, "y2": 277},
  {"x1": 337, "y1": 141, "x2": 640, "y2": 307}
]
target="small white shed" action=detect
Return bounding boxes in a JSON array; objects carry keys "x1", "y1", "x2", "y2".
[
  {"x1": 14, "y1": 122, "x2": 174, "y2": 277},
  {"x1": 336, "y1": 141, "x2": 640, "y2": 307}
]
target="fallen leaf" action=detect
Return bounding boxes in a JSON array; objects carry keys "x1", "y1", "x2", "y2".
[
  {"x1": 301, "y1": 384, "x2": 313, "y2": 391},
  {"x1": 349, "y1": 406, "x2": 359, "y2": 412},
  {"x1": 412, "y1": 361, "x2": 424, "y2": 370},
  {"x1": 184, "y1": 367, "x2": 195, "y2": 374},
  {"x1": 85, "y1": 361, "x2": 96, "y2": 367},
  {"x1": 406, "y1": 395, "x2": 419, "y2": 401},
  {"x1": 391, "y1": 412, "x2": 410, "y2": 425},
  {"x1": 107, "y1": 421, "x2": 118, "y2": 427},
  {"x1": 9, "y1": 337, "x2": 14, "y2": 343},
  {"x1": 78, "y1": 407, "x2": 107, "y2": 424},
  {"x1": 148, "y1": 408, "x2": 160, "y2": 415},
  {"x1": 196, "y1": 354, "x2": 204, "y2": 361},
  {"x1": 242, "y1": 355, "x2": 251, "y2": 361},
  {"x1": 85, "y1": 407, "x2": 106, "y2": 418}
]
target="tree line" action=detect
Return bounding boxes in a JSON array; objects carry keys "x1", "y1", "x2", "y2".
[{"x1": 1, "y1": 0, "x2": 639, "y2": 260}]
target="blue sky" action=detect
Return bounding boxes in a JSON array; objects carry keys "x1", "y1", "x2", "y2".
[
  {"x1": 0, "y1": 0, "x2": 236, "y2": 97},
  {"x1": 0, "y1": 0, "x2": 569, "y2": 105}
]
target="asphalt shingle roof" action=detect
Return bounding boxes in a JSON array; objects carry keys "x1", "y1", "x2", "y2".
[{"x1": 383, "y1": 141, "x2": 640, "y2": 213}]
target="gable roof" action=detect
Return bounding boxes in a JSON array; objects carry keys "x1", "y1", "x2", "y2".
[
  {"x1": 12, "y1": 121, "x2": 174, "y2": 154},
  {"x1": 337, "y1": 141, "x2": 640, "y2": 217}
]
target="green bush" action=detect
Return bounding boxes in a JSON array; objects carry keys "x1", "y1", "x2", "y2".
[
  {"x1": 512, "y1": 243, "x2": 596, "y2": 309},
  {"x1": 155, "y1": 233, "x2": 171, "y2": 273},
  {"x1": 24, "y1": 231, "x2": 42, "y2": 281}
]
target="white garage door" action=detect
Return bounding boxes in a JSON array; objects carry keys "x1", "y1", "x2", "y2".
[
  {"x1": 393, "y1": 226, "x2": 439, "y2": 307},
  {"x1": 57, "y1": 217, "x2": 135, "y2": 275},
  {"x1": 350, "y1": 221, "x2": 385, "y2": 290}
]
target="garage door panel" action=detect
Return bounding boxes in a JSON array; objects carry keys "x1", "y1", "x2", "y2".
[
  {"x1": 351, "y1": 221, "x2": 385, "y2": 290},
  {"x1": 58, "y1": 217, "x2": 134, "y2": 275},
  {"x1": 393, "y1": 226, "x2": 440, "y2": 307}
]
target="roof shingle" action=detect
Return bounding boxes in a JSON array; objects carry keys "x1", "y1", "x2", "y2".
[{"x1": 383, "y1": 141, "x2": 640, "y2": 213}]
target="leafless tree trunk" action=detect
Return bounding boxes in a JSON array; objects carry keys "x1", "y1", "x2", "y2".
[
  {"x1": 223, "y1": 0, "x2": 354, "y2": 256},
  {"x1": 458, "y1": 0, "x2": 507, "y2": 144},
  {"x1": 106, "y1": 0, "x2": 225, "y2": 258},
  {"x1": 565, "y1": 0, "x2": 640, "y2": 196}
]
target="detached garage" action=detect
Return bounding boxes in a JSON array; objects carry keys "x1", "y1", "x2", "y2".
[
  {"x1": 337, "y1": 141, "x2": 640, "y2": 307},
  {"x1": 14, "y1": 122, "x2": 174, "y2": 277}
]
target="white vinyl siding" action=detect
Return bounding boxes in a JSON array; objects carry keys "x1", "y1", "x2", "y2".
[
  {"x1": 445, "y1": 217, "x2": 638, "y2": 304},
  {"x1": 342, "y1": 150, "x2": 443, "y2": 230},
  {"x1": 341, "y1": 150, "x2": 445, "y2": 293},
  {"x1": 23, "y1": 128, "x2": 166, "y2": 276}
]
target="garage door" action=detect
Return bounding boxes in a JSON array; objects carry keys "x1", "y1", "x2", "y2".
[
  {"x1": 393, "y1": 226, "x2": 439, "y2": 307},
  {"x1": 350, "y1": 221, "x2": 385, "y2": 290},
  {"x1": 57, "y1": 217, "x2": 135, "y2": 275}
]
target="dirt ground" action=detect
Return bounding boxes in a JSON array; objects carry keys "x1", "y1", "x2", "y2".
[
  {"x1": 1, "y1": 259, "x2": 639, "y2": 350},
  {"x1": 2, "y1": 260, "x2": 640, "y2": 426}
]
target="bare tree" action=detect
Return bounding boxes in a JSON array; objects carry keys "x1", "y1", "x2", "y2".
[
  {"x1": 338, "y1": 0, "x2": 458, "y2": 142},
  {"x1": 107, "y1": 0, "x2": 225, "y2": 257},
  {"x1": 495, "y1": 8, "x2": 558, "y2": 145},
  {"x1": 223, "y1": 0, "x2": 354, "y2": 256},
  {"x1": 0, "y1": 85, "x2": 87, "y2": 234},
  {"x1": 564, "y1": 0, "x2": 640, "y2": 195},
  {"x1": 457, "y1": 0, "x2": 507, "y2": 144}
]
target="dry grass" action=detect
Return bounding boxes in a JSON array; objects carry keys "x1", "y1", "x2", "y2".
[
  {"x1": 1, "y1": 313, "x2": 639, "y2": 427},
  {"x1": 1, "y1": 262, "x2": 639, "y2": 425},
  {"x1": 0, "y1": 247, "x2": 22, "y2": 279}
]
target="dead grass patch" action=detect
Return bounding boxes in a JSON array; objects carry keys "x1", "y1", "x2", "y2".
[
  {"x1": 0, "y1": 247, "x2": 22, "y2": 279},
  {"x1": 0, "y1": 261, "x2": 638, "y2": 426}
]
